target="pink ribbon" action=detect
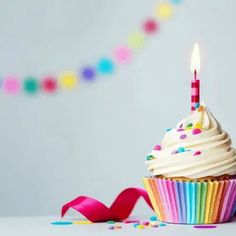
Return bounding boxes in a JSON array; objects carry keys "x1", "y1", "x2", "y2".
[{"x1": 61, "y1": 187, "x2": 153, "y2": 222}]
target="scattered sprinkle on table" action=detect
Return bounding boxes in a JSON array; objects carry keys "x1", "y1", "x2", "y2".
[
  {"x1": 73, "y1": 220, "x2": 92, "y2": 224},
  {"x1": 194, "y1": 225, "x2": 217, "y2": 229},
  {"x1": 51, "y1": 221, "x2": 73, "y2": 225}
]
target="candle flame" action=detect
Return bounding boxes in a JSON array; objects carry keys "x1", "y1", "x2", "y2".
[{"x1": 191, "y1": 43, "x2": 200, "y2": 74}]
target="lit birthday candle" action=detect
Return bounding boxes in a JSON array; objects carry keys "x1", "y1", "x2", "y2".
[{"x1": 191, "y1": 43, "x2": 200, "y2": 111}]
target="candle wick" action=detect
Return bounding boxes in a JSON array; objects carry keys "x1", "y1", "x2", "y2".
[{"x1": 194, "y1": 69, "x2": 197, "y2": 80}]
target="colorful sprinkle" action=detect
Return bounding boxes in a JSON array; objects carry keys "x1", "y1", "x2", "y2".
[
  {"x1": 143, "y1": 18, "x2": 159, "y2": 34},
  {"x1": 153, "y1": 145, "x2": 161, "y2": 151},
  {"x1": 149, "y1": 216, "x2": 157, "y2": 221},
  {"x1": 166, "y1": 128, "x2": 172, "y2": 132},
  {"x1": 137, "y1": 225, "x2": 145, "y2": 229},
  {"x1": 147, "y1": 155, "x2": 155, "y2": 160},
  {"x1": 193, "y1": 151, "x2": 201, "y2": 156},
  {"x1": 73, "y1": 220, "x2": 92, "y2": 224},
  {"x1": 107, "y1": 220, "x2": 116, "y2": 224},
  {"x1": 180, "y1": 134, "x2": 187, "y2": 140},
  {"x1": 178, "y1": 147, "x2": 185, "y2": 153},
  {"x1": 123, "y1": 220, "x2": 140, "y2": 224},
  {"x1": 186, "y1": 123, "x2": 193, "y2": 128},
  {"x1": 177, "y1": 128, "x2": 184, "y2": 132},
  {"x1": 194, "y1": 123, "x2": 202, "y2": 129},
  {"x1": 197, "y1": 105, "x2": 204, "y2": 112},
  {"x1": 133, "y1": 223, "x2": 140, "y2": 228},
  {"x1": 194, "y1": 103, "x2": 200, "y2": 109},
  {"x1": 51, "y1": 221, "x2": 73, "y2": 225},
  {"x1": 192, "y1": 128, "x2": 202, "y2": 135},
  {"x1": 142, "y1": 221, "x2": 149, "y2": 226},
  {"x1": 159, "y1": 223, "x2": 166, "y2": 226},
  {"x1": 194, "y1": 225, "x2": 217, "y2": 229}
]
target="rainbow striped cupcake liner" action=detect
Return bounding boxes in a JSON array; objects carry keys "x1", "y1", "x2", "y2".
[{"x1": 143, "y1": 177, "x2": 236, "y2": 224}]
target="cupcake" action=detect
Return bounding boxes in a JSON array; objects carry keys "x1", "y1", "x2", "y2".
[{"x1": 143, "y1": 104, "x2": 236, "y2": 224}]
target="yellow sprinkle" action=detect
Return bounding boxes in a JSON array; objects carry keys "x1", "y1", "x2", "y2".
[
  {"x1": 185, "y1": 126, "x2": 192, "y2": 130},
  {"x1": 194, "y1": 123, "x2": 202, "y2": 129},
  {"x1": 73, "y1": 220, "x2": 92, "y2": 224},
  {"x1": 137, "y1": 225, "x2": 145, "y2": 229},
  {"x1": 155, "y1": 3, "x2": 173, "y2": 20}
]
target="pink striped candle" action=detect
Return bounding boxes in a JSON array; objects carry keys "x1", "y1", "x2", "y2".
[
  {"x1": 191, "y1": 70, "x2": 200, "y2": 111},
  {"x1": 191, "y1": 43, "x2": 200, "y2": 111}
]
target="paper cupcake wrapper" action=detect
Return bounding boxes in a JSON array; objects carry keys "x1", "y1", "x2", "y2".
[{"x1": 143, "y1": 177, "x2": 236, "y2": 224}]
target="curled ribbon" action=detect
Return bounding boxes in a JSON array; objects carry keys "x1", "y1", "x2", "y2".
[{"x1": 61, "y1": 187, "x2": 153, "y2": 222}]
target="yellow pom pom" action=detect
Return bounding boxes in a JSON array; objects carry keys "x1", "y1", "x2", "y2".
[
  {"x1": 156, "y1": 3, "x2": 173, "y2": 20},
  {"x1": 59, "y1": 71, "x2": 77, "y2": 89}
]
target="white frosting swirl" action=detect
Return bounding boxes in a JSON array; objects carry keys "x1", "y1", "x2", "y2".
[{"x1": 146, "y1": 105, "x2": 236, "y2": 179}]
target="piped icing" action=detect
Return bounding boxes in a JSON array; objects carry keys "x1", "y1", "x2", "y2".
[{"x1": 146, "y1": 105, "x2": 236, "y2": 179}]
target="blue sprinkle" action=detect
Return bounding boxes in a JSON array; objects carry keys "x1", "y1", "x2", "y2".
[
  {"x1": 159, "y1": 223, "x2": 166, "y2": 226},
  {"x1": 178, "y1": 147, "x2": 185, "y2": 153},
  {"x1": 194, "y1": 103, "x2": 200, "y2": 109},
  {"x1": 51, "y1": 221, "x2": 73, "y2": 225},
  {"x1": 150, "y1": 216, "x2": 157, "y2": 221},
  {"x1": 166, "y1": 128, "x2": 172, "y2": 132}
]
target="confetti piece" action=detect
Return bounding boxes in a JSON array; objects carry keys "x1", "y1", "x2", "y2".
[
  {"x1": 128, "y1": 32, "x2": 145, "y2": 49},
  {"x1": 97, "y1": 58, "x2": 114, "y2": 74},
  {"x1": 192, "y1": 128, "x2": 201, "y2": 135},
  {"x1": 194, "y1": 225, "x2": 217, "y2": 229},
  {"x1": 153, "y1": 145, "x2": 161, "y2": 151},
  {"x1": 180, "y1": 134, "x2": 187, "y2": 140},
  {"x1": 81, "y1": 66, "x2": 96, "y2": 81},
  {"x1": 114, "y1": 46, "x2": 132, "y2": 64},
  {"x1": 51, "y1": 221, "x2": 73, "y2": 225},
  {"x1": 193, "y1": 151, "x2": 201, "y2": 156},
  {"x1": 59, "y1": 72, "x2": 77, "y2": 89},
  {"x1": 178, "y1": 147, "x2": 185, "y2": 153},
  {"x1": 149, "y1": 216, "x2": 157, "y2": 221},
  {"x1": 41, "y1": 76, "x2": 57, "y2": 93},
  {"x1": 3, "y1": 75, "x2": 21, "y2": 95},
  {"x1": 133, "y1": 223, "x2": 140, "y2": 228},
  {"x1": 166, "y1": 128, "x2": 172, "y2": 132},
  {"x1": 143, "y1": 18, "x2": 159, "y2": 34},
  {"x1": 194, "y1": 103, "x2": 200, "y2": 109},
  {"x1": 186, "y1": 123, "x2": 193, "y2": 127},
  {"x1": 137, "y1": 225, "x2": 145, "y2": 229},
  {"x1": 23, "y1": 76, "x2": 39, "y2": 94},
  {"x1": 73, "y1": 220, "x2": 92, "y2": 224},
  {"x1": 177, "y1": 128, "x2": 184, "y2": 132},
  {"x1": 156, "y1": 3, "x2": 173, "y2": 20}
]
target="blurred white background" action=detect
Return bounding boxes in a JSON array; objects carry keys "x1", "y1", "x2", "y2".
[{"x1": 0, "y1": 0, "x2": 236, "y2": 216}]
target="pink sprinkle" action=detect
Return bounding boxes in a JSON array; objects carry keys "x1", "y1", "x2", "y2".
[
  {"x1": 123, "y1": 220, "x2": 140, "y2": 224},
  {"x1": 180, "y1": 134, "x2": 187, "y2": 139},
  {"x1": 154, "y1": 145, "x2": 161, "y2": 151},
  {"x1": 142, "y1": 221, "x2": 149, "y2": 226},
  {"x1": 192, "y1": 128, "x2": 201, "y2": 135},
  {"x1": 177, "y1": 128, "x2": 184, "y2": 132},
  {"x1": 193, "y1": 151, "x2": 201, "y2": 156}
]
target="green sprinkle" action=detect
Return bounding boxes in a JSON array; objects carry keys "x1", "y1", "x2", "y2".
[
  {"x1": 186, "y1": 123, "x2": 193, "y2": 127},
  {"x1": 166, "y1": 128, "x2": 172, "y2": 132},
  {"x1": 107, "y1": 220, "x2": 115, "y2": 224},
  {"x1": 159, "y1": 223, "x2": 166, "y2": 226},
  {"x1": 147, "y1": 155, "x2": 155, "y2": 160}
]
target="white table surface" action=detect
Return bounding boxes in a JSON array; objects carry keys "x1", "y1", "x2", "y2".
[{"x1": 0, "y1": 216, "x2": 236, "y2": 236}]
